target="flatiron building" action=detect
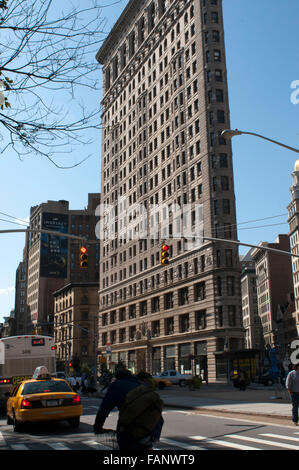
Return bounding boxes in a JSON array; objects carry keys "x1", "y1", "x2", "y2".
[{"x1": 96, "y1": 0, "x2": 243, "y2": 381}]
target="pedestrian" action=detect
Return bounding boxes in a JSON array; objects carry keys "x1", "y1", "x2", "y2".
[
  {"x1": 93, "y1": 369, "x2": 164, "y2": 451},
  {"x1": 83, "y1": 376, "x2": 89, "y2": 393},
  {"x1": 238, "y1": 371, "x2": 246, "y2": 391},
  {"x1": 69, "y1": 375, "x2": 77, "y2": 392},
  {"x1": 80, "y1": 372, "x2": 87, "y2": 393},
  {"x1": 286, "y1": 363, "x2": 299, "y2": 426},
  {"x1": 203, "y1": 368, "x2": 208, "y2": 385}
]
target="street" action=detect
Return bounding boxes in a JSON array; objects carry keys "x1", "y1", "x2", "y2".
[{"x1": 1, "y1": 396, "x2": 299, "y2": 451}]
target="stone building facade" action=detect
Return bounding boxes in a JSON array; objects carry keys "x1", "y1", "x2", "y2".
[
  {"x1": 252, "y1": 235, "x2": 295, "y2": 355},
  {"x1": 240, "y1": 249, "x2": 262, "y2": 351},
  {"x1": 53, "y1": 283, "x2": 99, "y2": 370},
  {"x1": 96, "y1": 0, "x2": 243, "y2": 381},
  {"x1": 26, "y1": 194, "x2": 100, "y2": 335},
  {"x1": 287, "y1": 159, "x2": 299, "y2": 341}
]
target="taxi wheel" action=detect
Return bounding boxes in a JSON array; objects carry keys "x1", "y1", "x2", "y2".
[
  {"x1": 12, "y1": 411, "x2": 23, "y2": 433},
  {"x1": 6, "y1": 414, "x2": 13, "y2": 425},
  {"x1": 68, "y1": 417, "x2": 80, "y2": 428}
]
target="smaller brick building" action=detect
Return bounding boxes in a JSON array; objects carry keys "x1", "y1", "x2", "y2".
[{"x1": 53, "y1": 282, "x2": 99, "y2": 372}]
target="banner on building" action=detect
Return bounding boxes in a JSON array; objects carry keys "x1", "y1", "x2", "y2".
[{"x1": 40, "y1": 212, "x2": 68, "y2": 278}]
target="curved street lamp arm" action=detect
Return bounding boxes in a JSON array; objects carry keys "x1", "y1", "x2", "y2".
[
  {"x1": 239, "y1": 130, "x2": 299, "y2": 154},
  {"x1": 222, "y1": 129, "x2": 299, "y2": 154}
]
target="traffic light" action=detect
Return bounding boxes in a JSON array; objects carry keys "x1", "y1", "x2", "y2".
[
  {"x1": 161, "y1": 244, "x2": 170, "y2": 265},
  {"x1": 80, "y1": 246, "x2": 88, "y2": 268}
]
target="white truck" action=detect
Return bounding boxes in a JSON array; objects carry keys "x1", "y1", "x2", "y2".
[
  {"x1": 0, "y1": 335, "x2": 56, "y2": 409},
  {"x1": 155, "y1": 370, "x2": 192, "y2": 387}
]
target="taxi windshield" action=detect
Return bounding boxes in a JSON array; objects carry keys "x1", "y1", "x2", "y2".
[{"x1": 22, "y1": 380, "x2": 72, "y2": 395}]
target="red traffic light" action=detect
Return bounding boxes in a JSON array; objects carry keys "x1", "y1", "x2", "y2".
[
  {"x1": 161, "y1": 243, "x2": 170, "y2": 265},
  {"x1": 80, "y1": 246, "x2": 88, "y2": 268}
]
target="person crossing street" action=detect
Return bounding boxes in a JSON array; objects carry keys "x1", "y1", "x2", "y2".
[
  {"x1": 286, "y1": 363, "x2": 299, "y2": 426},
  {"x1": 93, "y1": 369, "x2": 163, "y2": 450}
]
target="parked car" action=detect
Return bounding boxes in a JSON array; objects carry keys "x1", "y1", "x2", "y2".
[
  {"x1": 155, "y1": 370, "x2": 192, "y2": 387},
  {"x1": 152, "y1": 377, "x2": 172, "y2": 389}
]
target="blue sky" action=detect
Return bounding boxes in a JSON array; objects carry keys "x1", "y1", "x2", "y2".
[{"x1": 0, "y1": 0, "x2": 298, "y2": 323}]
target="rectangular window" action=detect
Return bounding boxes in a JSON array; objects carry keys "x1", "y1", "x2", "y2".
[
  {"x1": 195, "y1": 310, "x2": 206, "y2": 330},
  {"x1": 179, "y1": 313, "x2": 189, "y2": 332},
  {"x1": 178, "y1": 287, "x2": 189, "y2": 305},
  {"x1": 194, "y1": 282, "x2": 206, "y2": 301},
  {"x1": 216, "y1": 89, "x2": 224, "y2": 102}
]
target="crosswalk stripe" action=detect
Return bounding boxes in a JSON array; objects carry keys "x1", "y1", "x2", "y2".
[
  {"x1": 83, "y1": 440, "x2": 104, "y2": 449},
  {"x1": 0, "y1": 432, "x2": 6, "y2": 446},
  {"x1": 226, "y1": 434, "x2": 299, "y2": 450},
  {"x1": 160, "y1": 438, "x2": 206, "y2": 450},
  {"x1": 190, "y1": 435, "x2": 261, "y2": 451},
  {"x1": 11, "y1": 444, "x2": 29, "y2": 450},
  {"x1": 48, "y1": 442, "x2": 70, "y2": 450},
  {"x1": 261, "y1": 433, "x2": 299, "y2": 442}
]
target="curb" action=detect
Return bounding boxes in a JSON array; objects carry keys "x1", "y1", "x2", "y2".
[{"x1": 163, "y1": 402, "x2": 290, "y2": 420}]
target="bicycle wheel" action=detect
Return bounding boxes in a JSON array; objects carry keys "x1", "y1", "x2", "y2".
[{"x1": 97, "y1": 430, "x2": 119, "y2": 450}]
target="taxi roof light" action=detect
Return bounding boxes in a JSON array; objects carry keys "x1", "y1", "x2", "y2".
[{"x1": 32, "y1": 365, "x2": 52, "y2": 380}]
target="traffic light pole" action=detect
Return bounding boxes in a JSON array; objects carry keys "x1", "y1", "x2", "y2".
[
  {"x1": 201, "y1": 235, "x2": 299, "y2": 259},
  {"x1": 0, "y1": 228, "x2": 87, "y2": 243}
]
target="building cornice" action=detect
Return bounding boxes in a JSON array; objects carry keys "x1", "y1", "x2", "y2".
[
  {"x1": 96, "y1": 0, "x2": 145, "y2": 65},
  {"x1": 53, "y1": 282, "x2": 99, "y2": 297}
]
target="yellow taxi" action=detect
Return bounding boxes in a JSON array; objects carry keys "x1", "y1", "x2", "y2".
[
  {"x1": 6, "y1": 366, "x2": 83, "y2": 432},
  {"x1": 152, "y1": 377, "x2": 172, "y2": 390}
]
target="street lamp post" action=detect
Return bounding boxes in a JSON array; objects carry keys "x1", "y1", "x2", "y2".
[
  {"x1": 221, "y1": 129, "x2": 299, "y2": 154},
  {"x1": 222, "y1": 127, "x2": 298, "y2": 387}
]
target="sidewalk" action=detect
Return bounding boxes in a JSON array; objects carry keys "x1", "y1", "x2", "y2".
[{"x1": 157, "y1": 383, "x2": 293, "y2": 421}]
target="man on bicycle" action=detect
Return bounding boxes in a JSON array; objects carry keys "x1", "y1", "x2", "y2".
[{"x1": 93, "y1": 369, "x2": 163, "y2": 451}]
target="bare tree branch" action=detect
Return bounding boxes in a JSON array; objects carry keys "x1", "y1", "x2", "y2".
[{"x1": 0, "y1": 0, "x2": 121, "y2": 167}]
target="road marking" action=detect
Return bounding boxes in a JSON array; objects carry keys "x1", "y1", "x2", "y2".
[
  {"x1": 160, "y1": 437, "x2": 206, "y2": 450},
  {"x1": 261, "y1": 433, "x2": 299, "y2": 442},
  {"x1": 83, "y1": 440, "x2": 103, "y2": 449},
  {"x1": 226, "y1": 434, "x2": 299, "y2": 450},
  {"x1": 190, "y1": 435, "x2": 261, "y2": 451},
  {"x1": 11, "y1": 444, "x2": 29, "y2": 450},
  {"x1": 0, "y1": 432, "x2": 6, "y2": 446},
  {"x1": 48, "y1": 442, "x2": 70, "y2": 450},
  {"x1": 165, "y1": 410, "x2": 297, "y2": 429}
]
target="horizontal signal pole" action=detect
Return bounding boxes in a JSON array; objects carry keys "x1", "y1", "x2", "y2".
[
  {"x1": 202, "y1": 235, "x2": 299, "y2": 259},
  {"x1": 1, "y1": 228, "x2": 297, "y2": 258},
  {"x1": 0, "y1": 228, "x2": 87, "y2": 243}
]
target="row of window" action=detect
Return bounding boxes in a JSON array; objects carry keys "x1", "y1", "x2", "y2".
[
  {"x1": 101, "y1": 310, "x2": 207, "y2": 345},
  {"x1": 105, "y1": 1, "x2": 195, "y2": 90},
  {"x1": 100, "y1": 249, "x2": 236, "y2": 304}
]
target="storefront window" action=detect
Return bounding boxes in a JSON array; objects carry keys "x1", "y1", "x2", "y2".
[
  {"x1": 164, "y1": 345, "x2": 175, "y2": 371},
  {"x1": 216, "y1": 357, "x2": 227, "y2": 380},
  {"x1": 152, "y1": 347, "x2": 161, "y2": 374},
  {"x1": 128, "y1": 350, "x2": 135, "y2": 374},
  {"x1": 178, "y1": 343, "x2": 191, "y2": 374}
]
